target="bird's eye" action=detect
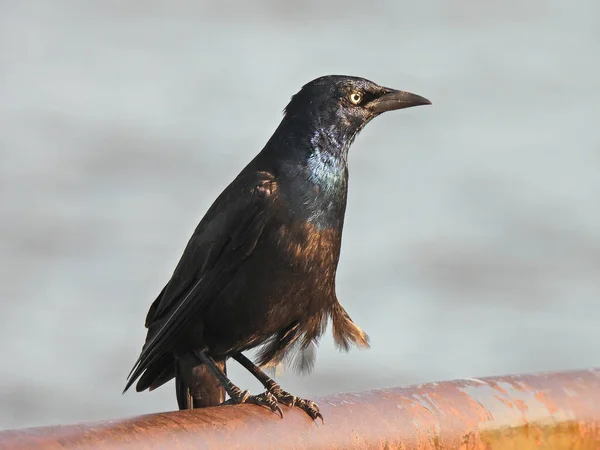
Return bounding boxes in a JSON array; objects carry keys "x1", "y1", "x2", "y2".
[{"x1": 349, "y1": 92, "x2": 363, "y2": 105}]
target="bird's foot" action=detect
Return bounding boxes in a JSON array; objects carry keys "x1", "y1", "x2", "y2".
[
  {"x1": 221, "y1": 387, "x2": 283, "y2": 418},
  {"x1": 267, "y1": 383, "x2": 323, "y2": 423}
]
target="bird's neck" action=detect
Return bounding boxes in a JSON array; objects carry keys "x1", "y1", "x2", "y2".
[
  {"x1": 306, "y1": 125, "x2": 350, "y2": 190},
  {"x1": 267, "y1": 121, "x2": 353, "y2": 229},
  {"x1": 273, "y1": 116, "x2": 355, "y2": 175}
]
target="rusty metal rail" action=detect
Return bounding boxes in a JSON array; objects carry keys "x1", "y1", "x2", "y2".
[{"x1": 2, "y1": 368, "x2": 600, "y2": 449}]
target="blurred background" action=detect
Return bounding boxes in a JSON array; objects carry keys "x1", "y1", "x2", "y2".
[{"x1": 1, "y1": 0, "x2": 599, "y2": 430}]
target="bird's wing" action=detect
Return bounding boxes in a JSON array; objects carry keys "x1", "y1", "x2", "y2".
[{"x1": 125, "y1": 170, "x2": 277, "y2": 391}]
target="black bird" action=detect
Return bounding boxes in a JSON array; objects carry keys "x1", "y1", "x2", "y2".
[{"x1": 124, "y1": 75, "x2": 430, "y2": 420}]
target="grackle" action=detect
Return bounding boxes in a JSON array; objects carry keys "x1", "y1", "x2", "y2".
[{"x1": 124, "y1": 75, "x2": 431, "y2": 420}]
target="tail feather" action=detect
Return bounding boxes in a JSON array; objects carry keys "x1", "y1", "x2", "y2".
[{"x1": 132, "y1": 353, "x2": 175, "y2": 392}]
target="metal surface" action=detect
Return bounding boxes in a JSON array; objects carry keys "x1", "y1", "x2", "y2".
[{"x1": 2, "y1": 368, "x2": 600, "y2": 449}]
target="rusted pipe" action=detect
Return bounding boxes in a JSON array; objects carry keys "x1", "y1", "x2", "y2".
[{"x1": 2, "y1": 368, "x2": 600, "y2": 449}]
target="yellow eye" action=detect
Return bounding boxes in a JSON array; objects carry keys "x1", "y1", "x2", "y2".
[{"x1": 349, "y1": 92, "x2": 363, "y2": 105}]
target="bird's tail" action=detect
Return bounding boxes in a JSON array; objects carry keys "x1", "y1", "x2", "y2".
[
  {"x1": 126, "y1": 352, "x2": 175, "y2": 394},
  {"x1": 175, "y1": 355, "x2": 227, "y2": 409}
]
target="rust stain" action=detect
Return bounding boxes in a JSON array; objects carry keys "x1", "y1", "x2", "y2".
[
  {"x1": 489, "y1": 382, "x2": 509, "y2": 396},
  {"x1": 464, "y1": 395, "x2": 494, "y2": 423},
  {"x1": 493, "y1": 395, "x2": 514, "y2": 409},
  {"x1": 506, "y1": 379, "x2": 530, "y2": 392},
  {"x1": 535, "y1": 391, "x2": 559, "y2": 414},
  {"x1": 513, "y1": 398, "x2": 529, "y2": 413}
]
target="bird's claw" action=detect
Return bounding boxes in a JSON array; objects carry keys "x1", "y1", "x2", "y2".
[
  {"x1": 294, "y1": 397, "x2": 323, "y2": 423},
  {"x1": 270, "y1": 389, "x2": 296, "y2": 407},
  {"x1": 222, "y1": 382, "x2": 322, "y2": 421},
  {"x1": 268, "y1": 385, "x2": 323, "y2": 423},
  {"x1": 246, "y1": 392, "x2": 283, "y2": 418},
  {"x1": 221, "y1": 390, "x2": 283, "y2": 418},
  {"x1": 221, "y1": 387, "x2": 250, "y2": 404}
]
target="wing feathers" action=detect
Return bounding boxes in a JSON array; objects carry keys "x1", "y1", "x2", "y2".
[{"x1": 125, "y1": 172, "x2": 275, "y2": 392}]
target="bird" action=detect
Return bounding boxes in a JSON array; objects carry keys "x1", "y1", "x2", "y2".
[{"x1": 124, "y1": 75, "x2": 431, "y2": 421}]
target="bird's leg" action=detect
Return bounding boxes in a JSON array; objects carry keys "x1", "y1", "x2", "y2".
[
  {"x1": 193, "y1": 350, "x2": 282, "y2": 417},
  {"x1": 233, "y1": 353, "x2": 323, "y2": 422}
]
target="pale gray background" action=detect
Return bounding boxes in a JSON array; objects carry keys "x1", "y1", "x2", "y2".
[{"x1": 1, "y1": 0, "x2": 599, "y2": 430}]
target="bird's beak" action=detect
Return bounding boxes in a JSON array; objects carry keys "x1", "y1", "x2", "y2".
[{"x1": 366, "y1": 89, "x2": 432, "y2": 114}]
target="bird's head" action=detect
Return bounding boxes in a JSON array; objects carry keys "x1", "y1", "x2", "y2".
[{"x1": 283, "y1": 75, "x2": 431, "y2": 155}]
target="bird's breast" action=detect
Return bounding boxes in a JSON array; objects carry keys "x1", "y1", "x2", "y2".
[{"x1": 275, "y1": 221, "x2": 341, "y2": 284}]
